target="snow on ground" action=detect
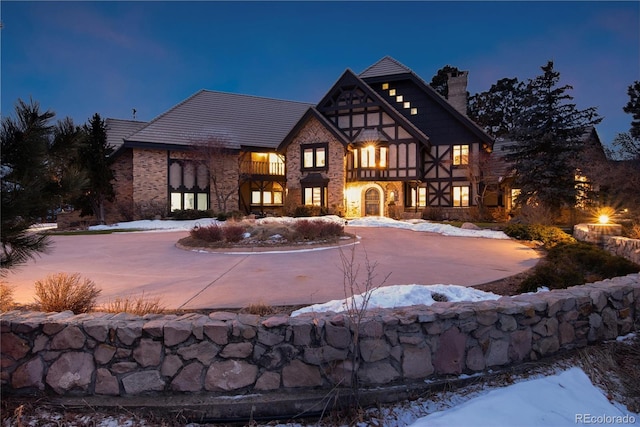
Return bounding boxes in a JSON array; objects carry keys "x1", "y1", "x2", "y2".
[
  {"x1": 86, "y1": 215, "x2": 509, "y2": 239},
  {"x1": 347, "y1": 216, "x2": 509, "y2": 239},
  {"x1": 291, "y1": 284, "x2": 501, "y2": 316},
  {"x1": 406, "y1": 367, "x2": 639, "y2": 427}
]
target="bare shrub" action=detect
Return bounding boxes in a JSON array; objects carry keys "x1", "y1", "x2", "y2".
[
  {"x1": 34, "y1": 273, "x2": 101, "y2": 314},
  {"x1": 295, "y1": 219, "x2": 344, "y2": 240},
  {"x1": 101, "y1": 293, "x2": 165, "y2": 315},
  {"x1": 339, "y1": 245, "x2": 390, "y2": 404},
  {"x1": 0, "y1": 282, "x2": 16, "y2": 312},
  {"x1": 240, "y1": 302, "x2": 278, "y2": 316},
  {"x1": 512, "y1": 204, "x2": 558, "y2": 225},
  {"x1": 222, "y1": 223, "x2": 247, "y2": 243},
  {"x1": 190, "y1": 224, "x2": 223, "y2": 242}
]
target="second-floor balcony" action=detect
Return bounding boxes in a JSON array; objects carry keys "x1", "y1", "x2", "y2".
[{"x1": 240, "y1": 160, "x2": 285, "y2": 176}]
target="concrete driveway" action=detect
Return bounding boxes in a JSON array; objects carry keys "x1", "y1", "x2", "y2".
[{"x1": 5, "y1": 227, "x2": 540, "y2": 310}]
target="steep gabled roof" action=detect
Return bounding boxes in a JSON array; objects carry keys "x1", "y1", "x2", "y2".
[
  {"x1": 359, "y1": 56, "x2": 413, "y2": 78},
  {"x1": 360, "y1": 57, "x2": 494, "y2": 147},
  {"x1": 124, "y1": 90, "x2": 313, "y2": 150},
  {"x1": 106, "y1": 118, "x2": 147, "y2": 151},
  {"x1": 316, "y1": 69, "x2": 431, "y2": 147},
  {"x1": 278, "y1": 107, "x2": 350, "y2": 152}
]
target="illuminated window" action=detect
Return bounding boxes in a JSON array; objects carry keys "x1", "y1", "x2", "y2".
[
  {"x1": 389, "y1": 89, "x2": 396, "y2": 96},
  {"x1": 410, "y1": 108, "x2": 418, "y2": 115},
  {"x1": 403, "y1": 102, "x2": 411, "y2": 109},
  {"x1": 396, "y1": 95, "x2": 403, "y2": 102},
  {"x1": 452, "y1": 186, "x2": 470, "y2": 207},
  {"x1": 405, "y1": 185, "x2": 427, "y2": 208},
  {"x1": 361, "y1": 145, "x2": 376, "y2": 168},
  {"x1": 382, "y1": 83, "x2": 389, "y2": 90},
  {"x1": 452, "y1": 145, "x2": 469, "y2": 166},
  {"x1": 168, "y1": 159, "x2": 209, "y2": 211},
  {"x1": 379, "y1": 147, "x2": 388, "y2": 168},
  {"x1": 251, "y1": 183, "x2": 284, "y2": 206},
  {"x1": 303, "y1": 186, "x2": 327, "y2": 207},
  {"x1": 359, "y1": 145, "x2": 388, "y2": 169},
  {"x1": 301, "y1": 143, "x2": 328, "y2": 170}
]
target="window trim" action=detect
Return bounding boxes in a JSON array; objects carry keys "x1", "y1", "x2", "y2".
[
  {"x1": 452, "y1": 185, "x2": 470, "y2": 207},
  {"x1": 452, "y1": 144, "x2": 470, "y2": 166},
  {"x1": 300, "y1": 143, "x2": 328, "y2": 171},
  {"x1": 301, "y1": 185, "x2": 328, "y2": 207},
  {"x1": 168, "y1": 158, "x2": 210, "y2": 211}
]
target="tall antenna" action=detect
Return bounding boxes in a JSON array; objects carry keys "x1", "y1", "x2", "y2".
[{"x1": 132, "y1": 108, "x2": 137, "y2": 120}]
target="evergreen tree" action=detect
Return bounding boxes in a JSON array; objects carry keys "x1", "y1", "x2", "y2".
[
  {"x1": 623, "y1": 81, "x2": 640, "y2": 141},
  {"x1": 429, "y1": 65, "x2": 463, "y2": 98},
  {"x1": 468, "y1": 77, "x2": 526, "y2": 138},
  {"x1": 1, "y1": 99, "x2": 56, "y2": 271},
  {"x1": 76, "y1": 113, "x2": 115, "y2": 224},
  {"x1": 612, "y1": 81, "x2": 640, "y2": 161},
  {"x1": 505, "y1": 61, "x2": 601, "y2": 214}
]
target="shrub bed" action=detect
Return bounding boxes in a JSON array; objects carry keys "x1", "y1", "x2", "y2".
[
  {"x1": 502, "y1": 224, "x2": 576, "y2": 248},
  {"x1": 519, "y1": 241, "x2": 640, "y2": 292},
  {"x1": 181, "y1": 218, "x2": 350, "y2": 249}
]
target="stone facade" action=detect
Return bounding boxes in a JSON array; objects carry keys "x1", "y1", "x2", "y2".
[
  {"x1": 132, "y1": 149, "x2": 168, "y2": 217},
  {"x1": 2, "y1": 275, "x2": 639, "y2": 399},
  {"x1": 285, "y1": 117, "x2": 346, "y2": 215},
  {"x1": 107, "y1": 149, "x2": 134, "y2": 222}
]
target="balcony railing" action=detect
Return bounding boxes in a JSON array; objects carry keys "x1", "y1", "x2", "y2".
[{"x1": 240, "y1": 161, "x2": 285, "y2": 176}]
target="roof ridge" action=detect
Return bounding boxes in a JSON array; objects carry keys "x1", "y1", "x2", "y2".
[
  {"x1": 359, "y1": 56, "x2": 413, "y2": 78},
  {"x1": 199, "y1": 89, "x2": 313, "y2": 106}
]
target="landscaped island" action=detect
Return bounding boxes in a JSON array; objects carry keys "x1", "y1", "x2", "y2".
[{"x1": 177, "y1": 216, "x2": 356, "y2": 251}]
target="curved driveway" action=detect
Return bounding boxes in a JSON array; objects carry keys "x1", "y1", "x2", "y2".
[{"x1": 6, "y1": 227, "x2": 540, "y2": 310}]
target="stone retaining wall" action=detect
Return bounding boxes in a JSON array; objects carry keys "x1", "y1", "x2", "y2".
[
  {"x1": 2, "y1": 275, "x2": 639, "y2": 398},
  {"x1": 574, "y1": 223, "x2": 640, "y2": 265},
  {"x1": 605, "y1": 237, "x2": 640, "y2": 265}
]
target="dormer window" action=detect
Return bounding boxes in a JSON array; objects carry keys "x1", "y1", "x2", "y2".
[{"x1": 353, "y1": 129, "x2": 389, "y2": 170}]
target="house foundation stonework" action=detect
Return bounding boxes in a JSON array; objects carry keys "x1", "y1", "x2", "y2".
[{"x1": 2, "y1": 275, "x2": 639, "y2": 405}]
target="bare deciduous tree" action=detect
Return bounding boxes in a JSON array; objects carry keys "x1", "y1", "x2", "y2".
[
  {"x1": 463, "y1": 150, "x2": 505, "y2": 218},
  {"x1": 189, "y1": 137, "x2": 240, "y2": 214}
]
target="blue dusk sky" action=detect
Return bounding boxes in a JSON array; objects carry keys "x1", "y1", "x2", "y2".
[{"x1": 1, "y1": 1, "x2": 638, "y2": 148}]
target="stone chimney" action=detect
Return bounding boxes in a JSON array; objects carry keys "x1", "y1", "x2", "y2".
[{"x1": 447, "y1": 71, "x2": 469, "y2": 115}]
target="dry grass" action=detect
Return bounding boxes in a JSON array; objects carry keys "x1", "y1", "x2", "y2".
[
  {"x1": 0, "y1": 282, "x2": 16, "y2": 312},
  {"x1": 100, "y1": 293, "x2": 166, "y2": 316},
  {"x1": 576, "y1": 334, "x2": 640, "y2": 413},
  {"x1": 240, "y1": 301, "x2": 281, "y2": 316},
  {"x1": 34, "y1": 272, "x2": 101, "y2": 314}
]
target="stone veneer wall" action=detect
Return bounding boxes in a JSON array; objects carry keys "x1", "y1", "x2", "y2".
[
  {"x1": 574, "y1": 224, "x2": 640, "y2": 265},
  {"x1": 2, "y1": 275, "x2": 639, "y2": 398},
  {"x1": 605, "y1": 237, "x2": 640, "y2": 265},
  {"x1": 285, "y1": 117, "x2": 346, "y2": 215},
  {"x1": 132, "y1": 149, "x2": 168, "y2": 216}
]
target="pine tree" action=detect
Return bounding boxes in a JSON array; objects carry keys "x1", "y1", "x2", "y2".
[
  {"x1": 429, "y1": 65, "x2": 463, "y2": 98},
  {"x1": 468, "y1": 77, "x2": 526, "y2": 138},
  {"x1": 77, "y1": 113, "x2": 115, "y2": 224},
  {"x1": 1, "y1": 99, "x2": 56, "y2": 271},
  {"x1": 506, "y1": 61, "x2": 601, "y2": 214}
]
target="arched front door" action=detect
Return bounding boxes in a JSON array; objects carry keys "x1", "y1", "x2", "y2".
[{"x1": 364, "y1": 188, "x2": 381, "y2": 216}]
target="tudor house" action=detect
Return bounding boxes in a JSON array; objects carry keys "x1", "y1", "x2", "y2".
[{"x1": 106, "y1": 56, "x2": 497, "y2": 222}]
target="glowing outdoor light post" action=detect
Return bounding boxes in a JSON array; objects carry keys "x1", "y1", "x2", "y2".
[{"x1": 597, "y1": 214, "x2": 610, "y2": 225}]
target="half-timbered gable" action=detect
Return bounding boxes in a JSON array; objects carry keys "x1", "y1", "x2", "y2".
[{"x1": 360, "y1": 57, "x2": 494, "y2": 211}]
